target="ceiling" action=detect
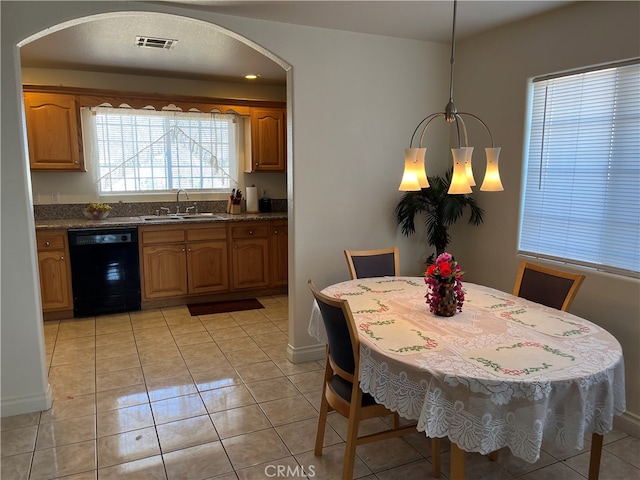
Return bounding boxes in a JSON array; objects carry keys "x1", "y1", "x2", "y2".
[{"x1": 19, "y1": 1, "x2": 573, "y2": 86}]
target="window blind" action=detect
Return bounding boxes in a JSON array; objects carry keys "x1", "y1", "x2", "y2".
[{"x1": 519, "y1": 61, "x2": 640, "y2": 278}]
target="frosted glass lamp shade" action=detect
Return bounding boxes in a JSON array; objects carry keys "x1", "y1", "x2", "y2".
[
  {"x1": 463, "y1": 147, "x2": 476, "y2": 186},
  {"x1": 480, "y1": 147, "x2": 504, "y2": 191},
  {"x1": 448, "y1": 148, "x2": 472, "y2": 194},
  {"x1": 399, "y1": 148, "x2": 428, "y2": 191}
]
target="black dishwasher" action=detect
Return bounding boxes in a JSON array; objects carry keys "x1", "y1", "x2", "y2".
[{"x1": 68, "y1": 227, "x2": 141, "y2": 317}]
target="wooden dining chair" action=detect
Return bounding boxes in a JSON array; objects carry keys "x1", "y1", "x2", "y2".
[
  {"x1": 344, "y1": 246, "x2": 400, "y2": 279},
  {"x1": 513, "y1": 260, "x2": 585, "y2": 311},
  {"x1": 308, "y1": 279, "x2": 440, "y2": 479}
]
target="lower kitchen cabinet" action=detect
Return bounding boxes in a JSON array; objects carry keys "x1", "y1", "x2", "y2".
[
  {"x1": 36, "y1": 230, "x2": 73, "y2": 312},
  {"x1": 270, "y1": 219, "x2": 288, "y2": 287},
  {"x1": 140, "y1": 225, "x2": 229, "y2": 300},
  {"x1": 230, "y1": 222, "x2": 270, "y2": 290}
]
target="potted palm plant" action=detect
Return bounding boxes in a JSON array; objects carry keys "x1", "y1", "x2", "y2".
[{"x1": 395, "y1": 167, "x2": 484, "y2": 263}]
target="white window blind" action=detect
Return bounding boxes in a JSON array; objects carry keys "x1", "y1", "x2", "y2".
[
  {"x1": 519, "y1": 61, "x2": 640, "y2": 278},
  {"x1": 87, "y1": 107, "x2": 238, "y2": 193}
]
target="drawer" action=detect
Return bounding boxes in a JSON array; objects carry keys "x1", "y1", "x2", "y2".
[
  {"x1": 230, "y1": 223, "x2": 269, "y2": 239},
  {"x1": 36, "y1": 231, "x2": 66, "y2": 250},
  {"x1": 139, "y1": 227, "x2": 185, "y2": 245},
  {"x1": 186, "y1": 225, "x2": 227, "y2": 242}
]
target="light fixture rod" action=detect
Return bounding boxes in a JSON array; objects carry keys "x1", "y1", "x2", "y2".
[{"x1": 449, "y1": 0, "x2": 457, "y2": 104}]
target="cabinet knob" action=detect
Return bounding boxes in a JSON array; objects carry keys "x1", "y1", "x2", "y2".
[
  {"x1": 188, "y1": 248, "x2": 192, "y2": 252},
  {"x1": 45, "y1": 241, "x2": 50, "y2": 246},
  {"x1": 74, "y1": 161, "x2": 79, "y2": 164},
  {"x1": 60, "y1": 256, "x2": 64, "y2": 260},
  {"x1": 182, "y1": 248, "x2": 186, "y2": 252},
  {"x1": 249, "y1": 230, "x2": 253, "y2": 235},
  {"x1": 255, "y1": 163, "x2": 259, "y2": 167},
  {"x1": 274, "y1": 230, "x2": 278, "y2": 234}
]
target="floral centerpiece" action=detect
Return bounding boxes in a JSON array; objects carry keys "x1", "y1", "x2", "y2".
[
  {"x1": 84, "y1": 202, "x2": 112, "y2": 220},
  {"x1": 424, "y1": 252, "x2": 464, "y2": 317}
]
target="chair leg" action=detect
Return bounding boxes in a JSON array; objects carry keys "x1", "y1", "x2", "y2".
[
  {"x1": 488, "y1": 450, "x2": 499, "y2": 461},
  {"x1": 315, "y1": 355, "x2": 332, "y2": 456},
  {"x1": 342, "y1": 389, "x2": 363, "y2": 480},
  {"x1": 588, "y1": 433, "x2": 604, "y2": 480},
  {"x1": 392, "y1": 412, "x2": 400, "y2": 429},
  {"x1": 450, "y1": 443, "x2": 465, "y2": 480}
]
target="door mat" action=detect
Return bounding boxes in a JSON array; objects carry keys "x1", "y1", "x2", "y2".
[{"x1": 188, "y1": 298, "x2": 264, "y2": 316}]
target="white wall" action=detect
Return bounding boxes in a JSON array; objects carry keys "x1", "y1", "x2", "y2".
[
  {"x1": 450, "y1": 1, "x2": 640, "y2": 429},
  {"x1": 1, "y1": 1, "x2": 448, "y2": 414}
]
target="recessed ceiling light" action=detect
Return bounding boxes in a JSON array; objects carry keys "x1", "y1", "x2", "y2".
[{"x1": 244, "y1": 74, "x2": 260, "y2": 80}]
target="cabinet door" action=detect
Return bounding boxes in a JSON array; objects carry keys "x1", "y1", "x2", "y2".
[
  {"x1": 38, "y1": 250, "x2": 73, "y2": 311},
  {"x1": 250, "y1": 108, "x2": 285, "y2": 172},
  {"x1": 270, "y1": 221, "x2": 288, "y2": 287},
  {"x1": 141, "y1": 245, "x2": 188, "y2": 299},
  {"x1": 187, "y1": 241, "x2": 229, "y2": 294},
  {"x1": 231, "y1": 238, "x2": 270, "y2": 290},
  {"x1": 24, "y1": 93, "x2": 85, "y2": 171}
]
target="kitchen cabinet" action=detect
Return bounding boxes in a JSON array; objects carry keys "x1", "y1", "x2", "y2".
[
  {"x1": 270, "y1": 220, "x2": 288, "y2": 287},
  {"x1": 36, "y1": 230, "x2": 73, "y2": 313},
  {"x1": 24, "y1": 92, "x2": 85, "y2": 171},
  {"x1": 230, "y1": 222, "x2": 270, "y2": 290},
  {"x1": 140, "y1": 225, "x2": 229, "y2": 300},
  {"x1": 246, "y1": 107, "x2": 286, "y2": 172}
]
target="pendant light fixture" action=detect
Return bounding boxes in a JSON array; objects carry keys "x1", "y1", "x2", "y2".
[{"x1": 399, "y1": 0, "x2": 504, "y2": 193}]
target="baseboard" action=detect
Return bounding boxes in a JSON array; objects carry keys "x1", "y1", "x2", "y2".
[
  {"x1": 614, "y1": 411, "x2": 640, "y2": 438},
  {"x1": 1, "y1": 383, "x2": 52, "y2": 417},
  {"x1": 287, "y1": 342, "x2": 325, "y2": 363}
]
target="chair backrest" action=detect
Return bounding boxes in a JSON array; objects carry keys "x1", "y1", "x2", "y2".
[
  {"x1": 308, "y1": 279, "x2": 359, "y2": 379},
  {"x1": 513, "y1": 261, "x2": 585, "y2": 311},
  {"x1": 344, "y1": 247, "x2": 400, "y2": 279}
]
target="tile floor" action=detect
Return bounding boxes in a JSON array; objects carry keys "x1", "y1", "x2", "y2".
[{"x1": 1, "y1": 295, "x2": 639, "y2": 480}]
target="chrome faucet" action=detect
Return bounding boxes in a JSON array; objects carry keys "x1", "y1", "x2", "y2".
[{"x1": 176, "y1": 189, "x2": 189, "y2": 214}]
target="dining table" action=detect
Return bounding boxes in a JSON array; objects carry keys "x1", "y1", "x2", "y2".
[{"x1": 307, "y1": 276, "x2": 626, "y2": 480}]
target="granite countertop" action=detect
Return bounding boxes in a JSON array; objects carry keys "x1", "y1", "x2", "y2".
[{"x1": 35, "y1": 212, "x2": 288, "y2": 230}]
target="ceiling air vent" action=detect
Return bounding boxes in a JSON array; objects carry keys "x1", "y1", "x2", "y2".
[{"x1": 135, "y1": 36, "x2": 177, "y2": 50}]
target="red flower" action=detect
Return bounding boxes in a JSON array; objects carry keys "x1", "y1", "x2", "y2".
[
  {"x1": 426, "y1": 265, "x2": 436, "y2": 276},
  {"x1": 438, "y1": 262, "x2": 452, "y2": 277}
]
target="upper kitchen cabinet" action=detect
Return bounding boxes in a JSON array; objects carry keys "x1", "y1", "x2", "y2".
[
  {"x1": 246, "y1": 107, "x2": 286, "y2": 172},
  {"x1": 24, "y1": 92, "x2": 85, "y2": 172}
]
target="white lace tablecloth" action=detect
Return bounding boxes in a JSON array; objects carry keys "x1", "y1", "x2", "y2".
[{"x1": 308, "y1": 277, "x2": 626, "y2": 463}]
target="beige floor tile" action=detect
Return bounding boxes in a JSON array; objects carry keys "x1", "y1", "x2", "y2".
[
  {"x1": 97, "y1": 403, "x2": 154, "y2": 437},
  {"x1": 96, "y1": 352, "x2": 140, "y2": 374},
  {"x1": 96, "y1": 366, "x2": 144, "y2": 392},
  {"x1": 208, "y1": 326, "x2": 248, "y2": 341},
  {"x1": 98, "y1": 455, "x2": 167, "y2": 480},
  {"x1": 210, "y1": 404, "x2": 272, "y2": 439},
  {"x1": 96, "y1": 320, "x2": 133, "y2": 337},
  {"x1": 150, "y1": 393, "x2": 207, "y2": 425},
  {"x1": 129, "y1": 309, "x2": 164, "y2": 321},
  {"x1": 0, "y1": 451, "x2": 32, "y2": 480},
  {"x1": 259, "y1": 395, "x2": 318, "y2": 427},
  {"x1": 168, "y1": 320, "x2": 205, "y2": 336},
  {"x1": 95, "y1": 341, "x2": 138, "y2": 360},
  {"x1": 133, "y1": 325, "x2": 174, "y2": 341},
  {"x1": 231, "y1": 310, "x2": 269, "y2": 326},
  {"x1": 374, "y1": 459, "x2": 435, "y2": 480},
  {"x1": 139, "y1": 345, "x2": 183, "y2": 366},
  {"x1": 0, "y1": 425, "x2": 38, "y2": 457},
  {"x1": 602, "y1": 435, "x2": 640, "y2": 468},
  {"x1": 356, "y1": 436, "x2": 423, "y2": 472},
  {"x1": 146, "y1": 372, "x2": 199, "y2": 402},
  {"x1": 178, "y1": 342, "x2": 224, "y2": 361},
  {"x1": 250, "y1": 331, "x2": 288, "y2": 348},
  {"x1": 235, "y1": 360, "x2": 284, "y2": 383},
  {"x1": 224, "y1": 347, "x2": 270, "y2": 366},
  {"x1": 54, "y1": 336, "x2": 96, "y2": 352},
  {"x1": 246, "y1": 376, "x2": 300, "y2": 403},
  {"x1": 241, "y1": 321, "x2": 281, "y2": 336},
  {"x1": 260, "y1": 344, "x2": 289, "y2": 361},
  {"x1": 287, "y1": 370, "x2": 325, "y2": 394},
  {"x1": 163, "y1": 441, "x2": 234, "y2": 480},
  {"x1": 95, "y1": 330, "x2": 135, "y2": 346},
  {"x1": 30, "y1": 440, "x2": 96, "y2": 480},
  {"x1": 96, "y1": 384, "x2": 149, "y2": 412},
  {"x1": 1, "y1": 411, "x2": 40, "y2": 431},
  {"x1": 200, "y1": 384, "x2": 256, "y2": 413},
  {"x1": 97, "y1": 426, "x2": 160, "y2": 468},
  {"x1": 274, "y1": 359, "x2": 323, "y2": 376},
  {"x1": 50, "y1": 346, "x2": 96, "y2": 368},
  {"x1": 191, "y1": 367, "x2": 243, "y2": 392},
  {"x1": 135, "y1": 336, "x2": 177, "y2": 352},
  {"x1": 57, "y1": 319, "x2": 96, "y2": 339},
  {"x1": 236, "y1": 456, "x2": 309, "y2": 480},
  {"x1": 35, "y1": 414, "x2": 96, "y2": 450},
  {"x1": 200, "y1": 315, "x2": 239, "y2": 330},
  {"x1": 40, "y1": 394, "x2": 96, "y2": 423},
  {"x1": 294, "y1": 443, "x2": 372, "y2": 480},
  {"x1": 156, "y1": 415, "x2": 219, "y2": 453},
  {"x1": 222, "y1": 428, "x2": 290, "y2": 470},
  {"x1": 131, "y1": 317, "x2": 168, "y2": 331},
  {"x1": 142, "y1": 359, "x2": 189, "y2": 382},
  {"x1": 173, "y1": 330, "x2": 213, "y2": 347},
  {"x1": 49, "y1": 365, "x2": 96, "y2": 398},
  {"x1": 215, "y1": 336, "x2": 259, "y2": 353},
  {"x1": 276, "y1": 417, "x2": 343, "y2": 455},
  {"x1": 183, "y1": 355, "x2": 233, "y2": 374}
]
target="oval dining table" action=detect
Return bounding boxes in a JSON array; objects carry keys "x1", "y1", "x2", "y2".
[{"x1": 308, "y1": 276, "x2": 626, "y2": 480}]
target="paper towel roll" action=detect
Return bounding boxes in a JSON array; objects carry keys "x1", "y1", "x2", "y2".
[{"x1": 246, "y1": 186, "x2": 259, "y2": 213}]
